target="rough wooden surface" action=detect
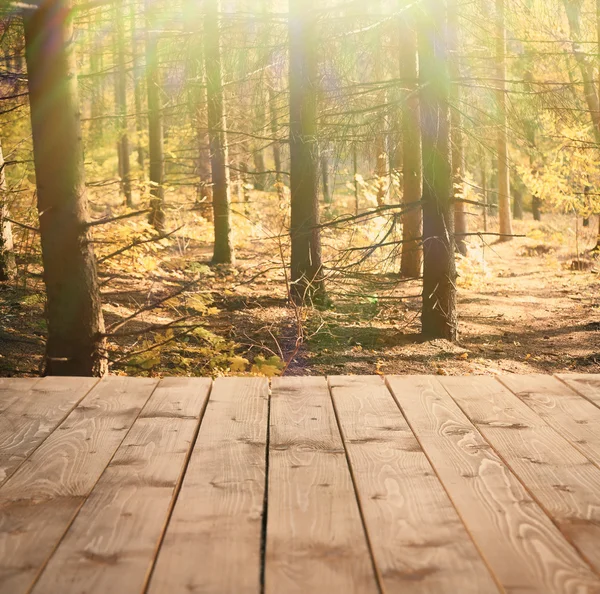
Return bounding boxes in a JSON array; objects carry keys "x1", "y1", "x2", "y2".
[
  {"x1": 451, "y1": 375, "x2": 600, "y2": 574},
  {"x1": 31, "y1": 378, "x2": 210, "y2": 594},
  {"x1": 266, "y1": 376, "x2": 378, "y2": 594},
  {"x1": 329, "y1": 376, "x2": 499, "y2": 593},
  {"x1": 388, "y1": 375, "x2": 600, "y2": 594},
  {"x1": 0, "y1": 377, "x2": 97, "y2": 487},
  {"x1": 0, "y1": 377, "x2": 157, "y2": 594},
  {"x1": 1, "y1": 374, "x2": 599, "y2": 594},
  {"x1": 499, "y1": 375, "x2": 600, "y2": 466},
  {"x1": 557, "y1": 373, "x2": 600, "y2": 408},
  {"x1": 148, "y1": 377, "x2": 269, "y2": 594}
]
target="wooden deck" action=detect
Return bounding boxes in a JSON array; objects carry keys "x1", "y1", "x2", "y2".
[{"x1": 1, "y1": 375, "x2": 600, "y2": 593}]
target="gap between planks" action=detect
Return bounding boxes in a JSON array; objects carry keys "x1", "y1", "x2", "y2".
[{"x1": 387, "y1": 375, "x2": 600, "y2": 594}]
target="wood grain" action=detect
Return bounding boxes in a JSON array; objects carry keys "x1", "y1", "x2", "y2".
[
  {"x1": 442, "y1": 375, "x2": 600, "y2": 579},
  {"x1": 557, "y1": 374, "x2": 600, "y2": 408},
  {"x1": 499, "y1": 374, "x2": 600, "y2": 467},
  {"x1": 329, "y1": 375, "x2": 499, "y2": 593},
  {"x1": 0, "y1": 377, "x2": 98, "y2": 487},
  {"x1": 265, "y1": 377, "x2": 379, "y2": 594},
  {"x1": 388, "y1": 375, "x2": 600, "y2": 594},
  {"x1": 147, "y1": 377, "x2": 268, "y2": 594},
  {"x1": 0, "y1": 377, "x2": 43, "y2": 414},
  {"x1": 0, "y1": 376, "x2": 157, "y2": 594},
  {"x1": 30, "y1": 377, "x2": 211, "y2": 594}
]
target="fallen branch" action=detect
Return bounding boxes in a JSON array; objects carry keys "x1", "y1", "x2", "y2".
[
  {"x1": 86, "y1": 208, "x2": 152, "y2": 228},
  {"x1": 4, "y1": 217, "x2": 40, "y2": 233},
  {"x1": 106, "y1": 277, "x2": 200, "y2": 334},
  {"x1": 97, "y1": 225, "x2": 183, "y2": 264}
]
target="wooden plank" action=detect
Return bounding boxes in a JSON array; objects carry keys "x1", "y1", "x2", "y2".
[
  {"x1": 0, "y1": 376, "x2": 157, "y2": 594},
  {"x1": 329, "y1": 376, "x2": 499, "y2": 593},
  {"x1": 387, "y1": 375, "x2": 600, "y2": 594},
  {"x1": 556, "y1": 373, "x2": 600, "y2": 408},
  {"x1": 264, "y1": 377, "x2": 379, "y2": 594},
  {"x1": 31, "y1": 377, "x2": 211, "y2": 594},
  {"x1": 500, "y1": 374, "x2": 600, "y2": 467},
  {"x1": 0, "y1": 378, "x2": 43, "y2": 414},
  {"x1": 441, "y1": 375, "x2": 600, "y2": 578},
  {"x1": 147, "y1": 377, "x2": 268, "y2": 594},
  {"x1": 0, "y1": 377, "x2": 98, "y2": 487}
]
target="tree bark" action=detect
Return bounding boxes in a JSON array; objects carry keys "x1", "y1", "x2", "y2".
[
  {"x1": 372, "y1": 0, "x2": 388, "y2": 207},
  {"x1": 145, "y1": 0, "x2": 165, "y2": 231},
  {"x1": 513, "y1": 189, "x2": 523, "y2": 219},
  {"x1": 399, "y1": 3, "x2": 422, "y2": 279},
  {"x1": 185, "y1": 0, "x2": 213, "y2": 220},
  {"x1": 23, "y1": 0, "x2": 107, "y2": 376},
  {"x1": 532, "y1": 195, "x2": 542, "y2": 221},
  {"x1": 563, "y1": 0, "x2": 600, "y2": 145},
  {"x1": 419, "y1": 0, "x2": 458, "y2": 341},
  {"x1": 130, "y1": 2, "x2": 146, "y2": 175},
  {"x1": 205, "y1": 0, "x2": 234, "y2": 265},
  {"x1": 89, "y1": 8, "x2": 104, "y2": 144},
  {"x1": 496, "y1": 0, "x2": 513, "y2": 240},
  {"x1": 289, "y1": 0, "x2": 325, "y2": 304},
  {"x1": 114, "y1": 0, "x2": 132, "y2": 206},
  {"x1": 321, "y1": 147, "x2": 331, "y2": 204},
  {"x1": 449, "y1": 0, "x2": 468, "y2": 255},
  {"x1": 0, "y1": 139, "x2": 16, "y2": 282}
]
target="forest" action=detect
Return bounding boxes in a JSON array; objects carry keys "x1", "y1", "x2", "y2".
[{"x1": 0, "y1": 0, "x2": 599, "y2": 378}]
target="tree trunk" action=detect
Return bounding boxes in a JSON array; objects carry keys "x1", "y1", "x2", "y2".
[
  {"x1": 399, "y1": 3, "x2": 422, "y2": 279},
  {"x1": 185, "y1": 0, "x2": 213, "y2": 220},
  {"x1": 449, "y1": 0, "x2": 467, "y2": 255},
  {"x1": 23, "y1": 0, "x2": 107, "y2": 376},
  {"x1": 321, "y1": 148, "x2": 331, "y2": 204},
  {"x1": 252, "y1": 90, "x2": 268, "y2": 191},
  {"x1": 532, "y1": 195, "x2": 542, "y2": 221},
  {"x1": 372, "y1": 0, "x2": 388, "y2": 207},
  {"x1": 481, "y1": 152, "x2": 488, "y2": 232},
  {"x1": 563, "y1": 0, "x2": 600, "y2": 145},
  {"x1": 289, "y1": 0, "x2": 325, "y2": 304},
  {"x1": 268, "y1": 78, "x2": 282, "y2": 189},
  {"x1": 419, "y1": 0, "x2": 458, "y2": 341},
  {"x1": 205, "y1": 0, "x2": 234, "y2": 265},
  {"x1": 115, "y1": 0, "x2": 132, "y2": 207},
  {"x1": 89, "y1": 8, "x2": 104, "y2": 144},
  {"x1": 513, "y1": 189, "x2": 523, "y2": 219},
  {"x1": 496, "y1": 0, "x2": 513, "y2": 241},
  {"x1": 353, "y1": 144, "x2": 360, "y2": 216},
  {"x1": 145, "y1": 0, "x2": 165, "y2": 231},
  {"x1": 0, "y1": 139, "x2": 16, "y2": 281},
  {"x1": 130, "y1": 2, "x2": 146, "y2": 175}
]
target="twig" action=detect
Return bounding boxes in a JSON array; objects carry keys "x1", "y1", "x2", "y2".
[
  {"x1": 86, "y1": 208, "x2": 152, "y2": 228},
  {"x1": 4, "y1": 217, "x2": 39, "y2": 233},
  {"x1": 106, "y1": 278, "x2": 200, "y2": 333},
  {"x1": 97, "y1": 225, "x2": 183, "y2": 264}
]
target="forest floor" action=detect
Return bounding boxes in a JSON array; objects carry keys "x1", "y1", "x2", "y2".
[{"x1": 1, "y1": 188, "x2": 600, "y2": 377}]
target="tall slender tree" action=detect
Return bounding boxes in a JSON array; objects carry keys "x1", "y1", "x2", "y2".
[
  {"x1": 23, "y1": 0, "x2": 107, "y2": 375},
  {"x1": 89, "y1": 8, "x2": 104, "y2": 144},
  {"x1": 449, "y1": 0, "x2": 468, "y2": 255},
  {"x1": 205, "y1": 0, "x2": 235, "y2": 264},
  {"x1": 145, "y1": 0, "x2": 165, "y2": 231},
  {"x1": 399, "y1": 1, "x2": 423, "y2": 279},
  {"x1": 185, "y1": 0, "x2": 213, "y2": 218},
  {"x1": 496, "y1": 0, "x2": 513, "y2": 240},
  {"x1": 289, "y1": 0, "x2": 325, "y2": 304},
  {"x1": 419, "y1": 0, "x2": 458, "y2": 340},
  {"x1": 115, "y1": 0, "x2": 132, "y2": 206},
  {"x1": 0, "y1": 138, "x2": 16, "y2": 281},
  {"x1": 563, "y1": 0, "x2": 600, "y2": 246},
  {"x1": 130, "y1": 2, "x2": 146, "y2": 174}
]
